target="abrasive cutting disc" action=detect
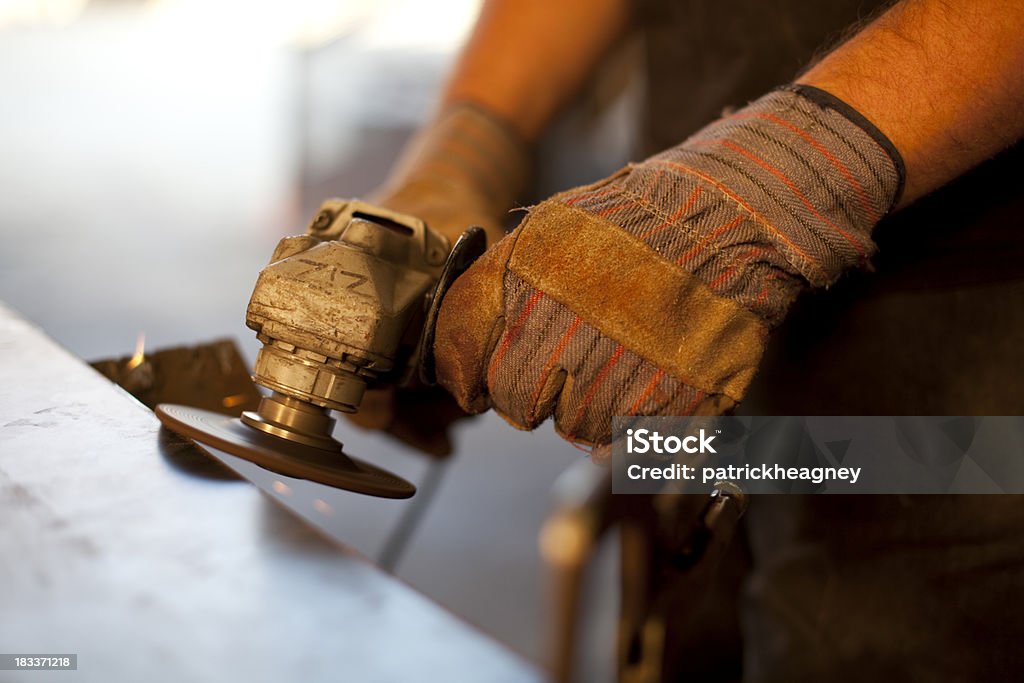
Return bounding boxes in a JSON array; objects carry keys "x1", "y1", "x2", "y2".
[{"x1": 156, "y1": 404, "x2": 416, "y2": 499}]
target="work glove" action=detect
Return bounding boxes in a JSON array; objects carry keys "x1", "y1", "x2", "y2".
[
  {"x1": 434, "y1": 85, "x2": 904, "y2": 450},
  {"x1": 346, "y1": 103, "x2": 531, "y2": 456},
  {"x1": 372, "y1": 102, "x2": 530, "y2": 248}
]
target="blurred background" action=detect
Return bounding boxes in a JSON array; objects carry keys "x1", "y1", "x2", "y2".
[{"x1": 0, "y1": 0, "x2": 633, "y2": 673}]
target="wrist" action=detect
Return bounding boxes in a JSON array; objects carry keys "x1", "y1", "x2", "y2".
[
  {"x1": 373, "y1": 176, "x2": 510, "y2": 246},
  {"x1": 665, "y1": 86, "x2": 904, "y2": 289},
  {"x1": 781, "y1": 84, "x2": 906, "y2": 208},
  {"x1": 552, "y1": 86, "x2": 904, "y2": 330},
  {"x1": 378, "y1": 103, "x2": 532, "y2": 245}
]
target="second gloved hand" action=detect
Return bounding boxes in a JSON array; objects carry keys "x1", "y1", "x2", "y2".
[
  {"x1": 344, "y1": 103, "x2": 530, "y2": 456},
  {"x1": 433, "y1": 86, "x2": 904, "y2": 448}
]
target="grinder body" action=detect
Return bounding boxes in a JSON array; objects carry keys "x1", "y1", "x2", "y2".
[
  {"x1": 157, "y1": 200, "x2": 485, "y2": 497},
  {"x1": 243, "y1": 200, "x2": 450, "y2": 447}
]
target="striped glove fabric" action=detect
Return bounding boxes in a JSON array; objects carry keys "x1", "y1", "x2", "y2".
[{"x1": 433, "y1": 85, "x2": 904, "y2": 447}]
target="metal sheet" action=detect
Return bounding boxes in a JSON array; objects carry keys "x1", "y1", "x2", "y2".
[{"x1": 0, "y1": 301, "x2": 539, "y2": 683}]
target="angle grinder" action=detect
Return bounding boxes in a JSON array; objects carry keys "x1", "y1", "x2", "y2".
[{"x1": 156, "y1": 200, "x2": 486, "y2": 499}]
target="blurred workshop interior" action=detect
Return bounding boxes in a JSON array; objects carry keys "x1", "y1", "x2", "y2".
[{"x1": 0, "y1": 0, "x2": 640, "y2": 673}]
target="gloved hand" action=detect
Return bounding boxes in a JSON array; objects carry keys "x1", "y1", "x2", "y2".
[
  {"x1": 345, "y1": 102, "x2": 531, "y2": 456},
  {"x1": 433, "y1": 85, "x2": 904, "y2": 449}
]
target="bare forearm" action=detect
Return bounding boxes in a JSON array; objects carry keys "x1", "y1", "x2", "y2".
[
  {"x1": 441, "y1": 0, "x2": 632, "y2": 141},
  {"x1": 800, "y1": 0, "x2": 1024, "y2": 207}
]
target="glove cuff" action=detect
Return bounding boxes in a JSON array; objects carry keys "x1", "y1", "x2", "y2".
[
  {"x1": 781, "y1": 84, "x2": 906, "y2": 206},
  {"x1": 663, "y1": 86, "x2": 903, "y2": 287},
  {"x1": 381, "y1": 102, "x2": 531, "y2": 225}
]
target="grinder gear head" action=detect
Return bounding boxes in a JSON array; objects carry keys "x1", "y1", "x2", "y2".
[{"x1": 157, "y1": 200, "x2": 486, "y2": 498}]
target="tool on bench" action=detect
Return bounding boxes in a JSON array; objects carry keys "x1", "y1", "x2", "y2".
[{"x1": 157, "y1": 199, "x2": 486, "y2": 499}]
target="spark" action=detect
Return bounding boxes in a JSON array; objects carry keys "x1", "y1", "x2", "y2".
[
  {"x1": 126, "y1": 332, "x2": 146, "y2": 371},
  {"x1": 221, "y1": 393, "x2": 247, "y2": 408}
]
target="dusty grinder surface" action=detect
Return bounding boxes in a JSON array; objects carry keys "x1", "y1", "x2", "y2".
[
  {"x1": 156, "y1": 403, "x2": 416, "y2": 499},
  {"x1": 154, "y1": 226, "x2": 486, "y2": 498}
]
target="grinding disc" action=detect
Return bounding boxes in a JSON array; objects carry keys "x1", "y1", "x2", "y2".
[{"x1": 156, "y1": 404, "x2": 416, "y2": 499}]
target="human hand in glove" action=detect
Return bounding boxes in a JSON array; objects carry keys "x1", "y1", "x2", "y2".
[
  {"x1": 433, "y1": 86, "x2": 904, "y2": 450},
  {"x1": 344, "y1": 103, "x2": 530, "y2": 456}
]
